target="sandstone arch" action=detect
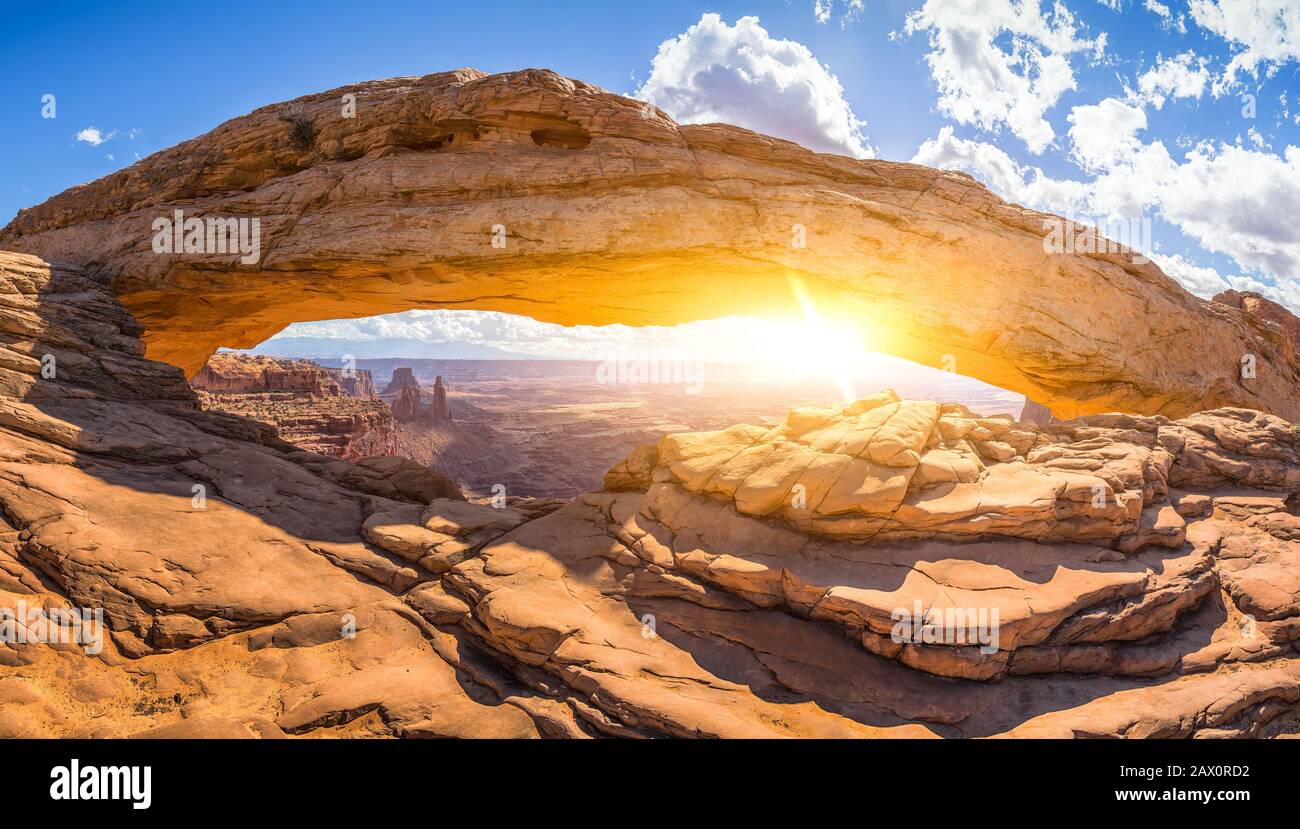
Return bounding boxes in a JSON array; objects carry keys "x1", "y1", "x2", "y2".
[{"x1": 3, "y1": 68, "x2": 1296, "y2": 420}]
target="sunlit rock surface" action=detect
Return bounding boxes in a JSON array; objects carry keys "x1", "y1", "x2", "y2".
[
  {"x1": 3, "y1": 69, "x2": 1298, "y2": 419},
  {"x1": 2, "y1": 250, "x2": 1300, "y2": 738}
]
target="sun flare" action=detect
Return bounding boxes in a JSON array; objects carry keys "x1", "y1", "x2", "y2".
[{"x1": 733, "y1": 276, "x2": 874, "y2": 401}]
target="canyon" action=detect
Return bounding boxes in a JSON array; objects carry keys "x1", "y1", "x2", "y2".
[{"x1": 0, "y1": 68, "x2": 1299, "y2": 739}]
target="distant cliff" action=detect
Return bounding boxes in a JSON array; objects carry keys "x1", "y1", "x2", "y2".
[
  {"x1": 192, "y1": 353, "x2": 394, "y2": 460},
  {"x1": 193, "y1": 353, "x2": 377, "y2": 399}
]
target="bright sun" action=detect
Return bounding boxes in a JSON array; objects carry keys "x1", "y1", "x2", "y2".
[{"x1": 736, "y1": 277, "x2": 877, "y2": 402}]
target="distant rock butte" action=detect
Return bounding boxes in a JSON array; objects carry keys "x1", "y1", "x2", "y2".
[
  {"x1": 1019, "y1": 398, "x2": 1054, "y2": 426},
  {"x1": 2, "y1": 68, "x2": 1298, "y2": 420},
  {"x1": 382, "y1": 367, "x2": 420, "y2": 396},
  {"x1": 390, "y1": 384, "x2": 422, "y2": 423},
  {"x1": 432, "y1": 375, "x2": 450, "y2": 422},
  {"x1": 2, "y1": 250, "x2": 1300, "y2": 738}
]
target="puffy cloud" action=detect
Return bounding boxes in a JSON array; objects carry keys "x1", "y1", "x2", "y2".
[
  {"x1": 1149, "y1": 252, "x2": 1234, "y2": 297},
  {"x1": 813, "y1": 0, "x2": 865, "y2": 26},
  {"x1": 636, "y1": 13, "x2": 874, "y2": 158},
  {"x1": 1067, "y1": 97, "x2": 1149, "y2": 173},
  {"x1": 1189, "y1": 0, "x2": 1300, "y2": 86},
  {"x1": 903, "y1": 0, "x2": 1107, "y2": 154},
  {"x1": 75, "y1": 127, "x2": 114, "y2": 146},
  {"x1": 1134, "y1": 52, "x2": 1210, "y2": 108},
  {"x1": 910, "y1": 125, "x2": 1087, "y2": 210},
  {"x1": 1155, "y1": 143, "x2": 1300, "y2": 278},
  {"x1": 913, "y1": 121, "x2": 1300, "y2": 310}
]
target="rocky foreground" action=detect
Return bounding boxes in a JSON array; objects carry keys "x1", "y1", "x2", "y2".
[{"x1": 2, "y1": 250, "x2": 1299, "y2": 738}]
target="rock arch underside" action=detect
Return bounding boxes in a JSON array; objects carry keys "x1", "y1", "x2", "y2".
[{"x1": 2, "y1": 69, "x2": 1300, "y2": 738}]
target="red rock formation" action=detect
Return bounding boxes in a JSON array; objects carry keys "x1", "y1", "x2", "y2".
[
  {"x1": 329, "y1": 368, "x2": 377, "y2": 400},
  {"x1": 1214, "y1": 290, "x2": 1300, "y2": 352},
  {"x1": 432, "y1": 375, "x2": 449, "y2": 421},
  {"x1": 7, "y1": 62, "x2": 1300, "y2": 739},
  {"x1": 192, "y1": 353, "x2": 396, "y2": 460},
  {"x1": 5, "y1": 245, "x2": 1300, "y2": 738},
  {"x1": 6, "y1": 69, "x2": 1300, "y2": 419},
  {"x1": 382, "y1": 367, "x2": 420, "y2": 396},
  {"x1": 191, "y1": 353, "x2": 343, "y2": 395},
  {"x1": 391, "y1": 385, "x2": 422, "y2": 423}
]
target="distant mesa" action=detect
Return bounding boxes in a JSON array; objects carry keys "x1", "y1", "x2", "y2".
[
  {"x1": 382, "y1": 367, "x2": 421, "y2": 396},
  {"x1": 194, "y1": 352, "x2": 377, "y2": 399},
  {"x1": 191, "y1": 353, "x2": 396, "y2": 460}
]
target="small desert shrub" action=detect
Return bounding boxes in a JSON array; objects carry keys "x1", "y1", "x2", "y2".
[{"x1": 278, "y1": 104, "x2": 317, "y2": 152}]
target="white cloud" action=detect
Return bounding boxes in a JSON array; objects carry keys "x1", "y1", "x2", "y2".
[
  {"x1": 910, "y1": 125, "x2": 1089, "y2": 210},
  {"x1": 1067, "y1": 97, "x2": 1149, "y2": 173},
  {"x1": 813, "y1": 0, "x2": 864, "y2": 26},
  {"x1": 912, "y1": 128, "x2": 1300, "y2": 311},
  {"x1": 1153, "y1": 143, "x2": 1300, "y2": 277},
  {"x1": 268, "y1": 309, "x2": 874, "y2": 365},
  {"x1": 903, "y1": 0, "x2": 1107, "y2": 154},
  {"x1": 75, "y1": 127, "x2": 115, "y2": 146},
  {"x1": 1189, "y1": 0, "x2": 1300, "y2": 86},
  {"x1": 1134, "y1": 52, "x2": 1210, "y2": 108},
  {"x1": 636, "y1": 13, "x2": 874, "y2": 158},
  {"x1": 1144, "y1": 0, "x2": 1189, "y2": 32},
  {"x1": 1149, "y1": 252, "x2": 1234, "y2": 297},
  {"x1": 1096, "y1": 0, "x2": 1124, "y2": 11}
]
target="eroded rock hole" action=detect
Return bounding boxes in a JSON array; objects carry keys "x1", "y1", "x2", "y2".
[
  {"x1": 530, "y1": 126, "x2": 591, "y2": 150},
  {"x1": 195, "y1": 310, "x2": 1025, "y2": 501}
]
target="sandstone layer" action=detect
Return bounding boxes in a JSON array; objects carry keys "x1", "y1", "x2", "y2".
[
  {"x1": 3, "y1": 249, "x2": 1300, "y2": 739},
  {"x1": 1216, "y1": 289, "x2": 1300, "y2": 353},
  {"x1": 2, "y1": 69, "x2": 1298, "y2": 420}
]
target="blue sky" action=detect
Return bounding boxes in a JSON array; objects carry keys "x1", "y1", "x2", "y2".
[{"x1": 4, "y1": 0, "x2": 1300, "y2": 356}]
